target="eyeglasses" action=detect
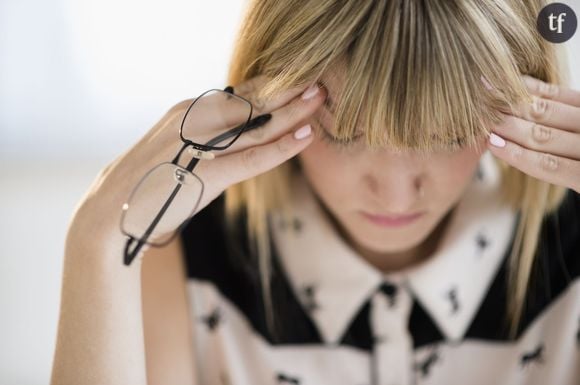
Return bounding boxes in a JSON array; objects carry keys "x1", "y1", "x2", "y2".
[{"x1": 120, "y1": 86, "x2": 271, "y2": 266}]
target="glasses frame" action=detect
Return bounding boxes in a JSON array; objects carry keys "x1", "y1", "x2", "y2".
[{"x1": 121, "y1": 85, "x2": 271, "y2": 266}]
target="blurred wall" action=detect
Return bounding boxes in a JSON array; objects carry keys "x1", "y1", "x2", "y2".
[
  {"x1": 0, "y1": 1, "x2": 579, "y2": 384},
  {"x1": 0, "y1": 0, "x2": 246, "y2": 383}
]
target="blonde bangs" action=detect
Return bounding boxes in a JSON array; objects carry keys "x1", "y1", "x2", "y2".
[{"x1": 249, "y1": 0, "x2": 546, "y2": 154}]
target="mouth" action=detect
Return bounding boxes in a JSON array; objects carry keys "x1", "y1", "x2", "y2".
[{"x1": 359, "y1": 211, "x2": 425, "y2": 227}]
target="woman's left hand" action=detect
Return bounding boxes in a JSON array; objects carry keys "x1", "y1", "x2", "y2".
[{"x1": 486, "y1": 74, "x2": 580, "y2": 194}]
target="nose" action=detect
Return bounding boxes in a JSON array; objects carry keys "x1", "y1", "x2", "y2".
[{"x1": 362, "y1": 152, "x2": 425, "y2": 214}]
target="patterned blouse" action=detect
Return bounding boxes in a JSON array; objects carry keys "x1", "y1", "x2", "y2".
[{"x1": 178, "y1": 151, "x2": 580, "y2": 385}]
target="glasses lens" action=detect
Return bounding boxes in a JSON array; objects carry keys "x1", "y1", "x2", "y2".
[
  {"x1": 181, "y1": 89, "x2": 252, "y2": 149},
  {"x1": 120, "y1": 162, "x2": 204, "y2": 246}
]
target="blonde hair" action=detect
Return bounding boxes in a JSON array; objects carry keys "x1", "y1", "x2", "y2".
[{"x1": 223, "y1": 0, "x2": 570, "y2": 340}]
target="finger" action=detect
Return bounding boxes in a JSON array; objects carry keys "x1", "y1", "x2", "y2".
[
  {"x1": 492, "y1": 113, "x2": 580, "y2": 160},
  {"x1": 233, "y1": 74, "x2": 321, "y2": 117},
  {"x1": 510, "y1": 95, "x2": 580, "y2": 133},
  {"x1": 214, "y1": 83, "x2": 327, "y2": 155},
  {"x1": 203, "y1": 124, "x2": 315, "y2": 192},
  {"x1": 521, "y1": 74, "x2": 580, "y2": 108},
  {"x1": 482, "y1": 75, "x2": 580, "y2": 132},
  {"x1": 487, "y1": 133, "x2": 580, "y2": 193}
]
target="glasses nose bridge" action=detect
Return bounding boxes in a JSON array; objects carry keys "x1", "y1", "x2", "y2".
[{"x1": 171, "y1": 141, "x2": 208, "y2": 171}]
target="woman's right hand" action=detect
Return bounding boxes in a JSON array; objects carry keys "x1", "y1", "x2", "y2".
[{"x1": 68, "y1": 74, "x2": 327, "y2": 258}]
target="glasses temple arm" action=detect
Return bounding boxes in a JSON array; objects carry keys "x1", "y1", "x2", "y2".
[{"x1": 203, "y1": 113, "x2": 271, "y2": 148}]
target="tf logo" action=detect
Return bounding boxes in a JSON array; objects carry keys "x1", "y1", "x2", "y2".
[{"x1": 537, "y1": 2, "x2": 577, "y2": 43}]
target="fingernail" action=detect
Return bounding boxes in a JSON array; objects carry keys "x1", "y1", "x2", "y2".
[
  {"x1": 301, "y1": 84, "x2": 319, "y2": 100},
  {"x1": 489, "y1": 132, "x2": 506, "y2": 147},
  {"x1": 294, "y1": 124, "x2": 312, "y2": 139}
]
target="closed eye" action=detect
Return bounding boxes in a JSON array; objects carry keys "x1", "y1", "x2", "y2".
[
  {"x1": 314, "y1": 109, "x2": 468, "y2": 152},
  {"x1": 444, "y1": 136, "x2": 468, "y2": 150},
  {"x1": 313, "y1": 117, "x2": 363, "y2": 148}
]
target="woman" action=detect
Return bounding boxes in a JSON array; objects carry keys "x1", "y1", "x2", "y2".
[{"x1": 51, "y1": 0, "x2": 580, "y2": 384}]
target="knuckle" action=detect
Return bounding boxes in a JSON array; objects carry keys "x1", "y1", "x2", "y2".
[
  {"x1": 241, "y1": 147, "x2": 260, "y2": 170},
  {"x1": 530, "y1": 96, "x2": 550, "y2": 121},
  {"x1": 539, "y1": 80, "x2": 559, "y2": 99},
  {"x1": 235, "y1": 78, "x2": 257, "y2": 96},
  {"x1": 250, "y1": 95, "x2": 267, "y2": 112},
  {"x1": 538, "y1": 152, "x2": 559, "y2": 172},
  {"x1": 531, "y1": 122, "x2": 552, "y2": 144},
  {"x1": 235, "y1": 75, "x2": 269, "y2": 103}
]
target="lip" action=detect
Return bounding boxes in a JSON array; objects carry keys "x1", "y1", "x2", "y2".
[{"x1": 360, "y1": 210, "x2": 425, "y2": 227}]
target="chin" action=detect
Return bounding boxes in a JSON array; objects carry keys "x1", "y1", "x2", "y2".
[{"x1": 357, "y1": 232, "x2": 425, "y2": 254}]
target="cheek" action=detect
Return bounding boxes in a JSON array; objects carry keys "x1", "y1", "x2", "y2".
[
  {"x1": 298, "y1": 137, "x2": 342, "y2": 180},
  {"x1": 430, "y1": 146, "x2": 484, "y2": 192},
  {"x1": 297, "y1": 137, "x2": 357, "y2": 197}
]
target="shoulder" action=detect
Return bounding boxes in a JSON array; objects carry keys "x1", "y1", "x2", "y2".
[
  {"x1": 465, "y1": 189, "x2": 580, "y2": 341},
  {"x1": 517, "y1": 187, "x2": 580, "y2": 334},
  {"x1": 539, "y1": 188, "x2": 580, "y2": 279}
]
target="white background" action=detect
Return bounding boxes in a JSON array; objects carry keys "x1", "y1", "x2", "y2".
[{"x1": 0, "y1": 0, "x2": 579, "y2": 384}]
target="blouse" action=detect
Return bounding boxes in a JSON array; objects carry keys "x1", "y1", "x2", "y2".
[{"x1": 178, "y1": 150, "x2": 580, "y2": 385}]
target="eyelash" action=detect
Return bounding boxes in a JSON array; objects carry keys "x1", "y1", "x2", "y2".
[
  {"x1": 313, "y1": 120, "x2": 363, "y2": 149},
  {"x1": 445, "y1": 137, "x2": 468, "y2": 150}
]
